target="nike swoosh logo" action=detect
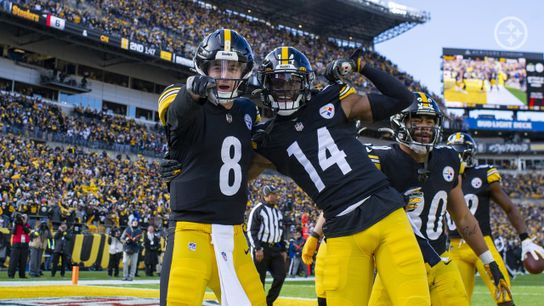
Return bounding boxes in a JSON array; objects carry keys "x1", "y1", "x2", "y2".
[{"x1": 244, "y1": 248, "x2": 250, "y2": 255}]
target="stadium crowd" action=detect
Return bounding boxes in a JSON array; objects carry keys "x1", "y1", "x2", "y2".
[
  {"x1": 502, "y1": 173, "x2": 544, "y2": 199},
  {"x1": 0, "y1": 91, "x2": 166, "y2": 157},
  {"x1": 11, "y1": 0, "x2": 441, "y2": 102}
]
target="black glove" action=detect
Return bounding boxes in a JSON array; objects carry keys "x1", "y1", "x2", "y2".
[
  {"x1": 349, "y1": 48, "x2": 365, "y2": 74},
  {"x1": 186, "y1": 75, "x2": 216, "y2": 102},
  {"x1": 324, "y1": 49, "x2": 366, "y2": 84},
  {"x1": 160, "y1": 159, "x2": 183, "y2": 183},
  {"x1": 484, "y1": 261, "x2": 513, "y2": 303},
  {"x1": 324, "y1": 59, "x2": 354, "y2": 84}
]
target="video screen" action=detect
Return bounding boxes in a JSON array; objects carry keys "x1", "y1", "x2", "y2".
[{"x1": 442, "y1": 48, "x2": 544, "y2": 110}]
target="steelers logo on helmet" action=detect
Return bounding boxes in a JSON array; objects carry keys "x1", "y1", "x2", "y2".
[
  {"x1": 391, "y1": 92, "x2": 443, "y2": 154},
  {"x1": 258, "y1": 46, "x2": 315, "y2": 116},
  {"x1": 447, "y1": 132, "x2": 477, "y2": 167},
  {"x1": 193, "y1": 29, "x2": 254, "y2": 105}
]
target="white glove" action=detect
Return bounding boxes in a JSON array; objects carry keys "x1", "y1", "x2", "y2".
[
  {"x1": 404, "y1": 187, "x2": 424, "y2": 212},
  {"x1": 521, "y1": 238, "x2": 544, "y2": 261}
]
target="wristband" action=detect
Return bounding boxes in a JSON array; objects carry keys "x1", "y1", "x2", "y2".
[
  {"x1": 310, "y1": 231, "x2": 321, "y2": 239},
  {"x1": 479, "y1": 250, "x2": 494, "y2": 264}
]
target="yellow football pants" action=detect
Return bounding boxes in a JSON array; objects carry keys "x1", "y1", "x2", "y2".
[
  {"x1": 369, "y1": 250, "x2": 469, "y2": 306},
  {"x1": 324, "y1": 208, "x2": 430, "y2": 306},
  {"x1": 315, "y1": 240, "x2": 327, "y2": 299},
  {"x1": 450, "y1": 236, "x2": 512, "y2": 304},
  {"x1": 160, "y1": 221, "x2": 266, "y2": 306}
]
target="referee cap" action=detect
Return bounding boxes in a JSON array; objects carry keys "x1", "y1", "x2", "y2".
[{"x1": 262, "y1": 185, "x2": 277, "y2": 196}]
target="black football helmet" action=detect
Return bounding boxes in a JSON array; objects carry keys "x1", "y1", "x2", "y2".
[
  {"x1": 447, "y1": 132, "x2": 477, "y2": 167},
  {"x1": 391, "y1": 92, "x2": 443, "y2": 154},
  {"x1": 193, "y1": 29, "x2": 254, "y2": 104},
  {"x1": 258, "y1": 46, "x2": 314, "y2": 116}
]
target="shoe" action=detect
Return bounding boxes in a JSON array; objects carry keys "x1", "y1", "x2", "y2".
[{"x1": 123, "y1": 278, "x2": 129, "y2": 281}]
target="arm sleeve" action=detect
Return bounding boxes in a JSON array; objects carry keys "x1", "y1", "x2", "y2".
[
  {"x1": 361, "y1": 65, "x2": 413, "y2": 121},
  {"x1": 164, "y1": 86, "x2": 204, "y2": 159},
  {"x1": 247, "y1": 206, "x2": 262, "y2": 249}
]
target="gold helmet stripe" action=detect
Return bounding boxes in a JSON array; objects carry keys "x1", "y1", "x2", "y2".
[
  {"x1": 224, "y1": 29, "x2": 231, "y2": 52},
  {"x1": 281, "y1": 46, "x2": 289, "y2": 65}
]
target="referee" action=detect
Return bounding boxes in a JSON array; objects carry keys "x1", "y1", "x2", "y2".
[{"x1": 248, "y1": 185, "x2": 287, "y2": 306}]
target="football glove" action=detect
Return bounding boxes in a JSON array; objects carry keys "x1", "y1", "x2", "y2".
[
  {"x1": 403, "y1": 187, "x2": 424, "y2": 212},
  {"x1": 349, "y1": 48, "x2": 365, "y2": 73},
  {"x1": 521, "y1": 238, "x2": 544, "y2": 261},
  {"x1": 324, "y1": 59, "x2": 354, "y2": 84},
  {"x1": 160, "y1": 159, "x2": 182, "y2": 183},
  {"x1": 186, "y1": 75, "x2": 216, "y2": 102},
  {"x1": 302, "y1": 236, "x2": 318, "y2": 265},
  {"x1": 484, "y1": 261, "x2": 512, "y2": 303}
]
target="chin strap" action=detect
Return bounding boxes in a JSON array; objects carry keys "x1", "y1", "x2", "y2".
[{"x1": 417, "y1": 147, "x2": 431, "y2": 183}]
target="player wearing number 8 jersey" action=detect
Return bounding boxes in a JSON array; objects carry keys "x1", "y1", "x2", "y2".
[
  {"x1": 158, "y1": 29, "x2": 265, "y2": 306},
  {"x1": 253, "y1": 47, "x2": 431, "y2": 306},
  {"x1": 367, "y1": 93, "x2": 511, "y2": 306}
]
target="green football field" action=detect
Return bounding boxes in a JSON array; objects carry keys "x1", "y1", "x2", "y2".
[{"x1": 2, "y1": 271, "x2": 541, "y2": 305}]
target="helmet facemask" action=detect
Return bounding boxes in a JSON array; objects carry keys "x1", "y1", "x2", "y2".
[
  {"x1": 262, "y1": 71, "x2": 309, "y2": 116},
  {"x1": 198, "y1": 58, "x2": 250, "y2": 105},
  {"x1": 392, "y1": 112, "x2": 443, "y2": 154}
]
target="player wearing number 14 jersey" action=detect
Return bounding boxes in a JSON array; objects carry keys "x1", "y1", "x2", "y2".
[
  {"x1": 158, "y1": 29, "x2": 265, "y2": 306},
  {"x1": 367, "y1": 94, "x2": 511, "y2": 306},
  {"x1": 253, "y1": 46, "x2": 430, "y2": 306}
]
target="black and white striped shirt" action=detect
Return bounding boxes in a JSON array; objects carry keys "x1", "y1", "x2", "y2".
[{"x1": 247, "y1": 202, "x2": 285, "y2": 250}]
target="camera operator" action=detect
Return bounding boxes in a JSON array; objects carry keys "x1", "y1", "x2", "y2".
[
  {"x1": 29, "y1": 219, "x2": 52, "y2": 277},
  {"x1": 8, "y1": 213, "x2": 30, "y2": 279},
  {"x1": 108, "y1": 227, "x2": 123, "y2": 277},
  {"x1": 51, "y1": 222, "x2": 72, "y2": 277}
]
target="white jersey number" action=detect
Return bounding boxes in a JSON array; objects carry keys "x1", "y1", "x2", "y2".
[
  {"x1": 409, "y1": 190, "x2": 448, "y2": 240},
  {"x1": 220, "y1": 136, "x2": 242, "y2": 196},
  {"x1": 446, "y1": 193, "x2": 479, "y2": 231},
  {"x1": 287, "y1": 127, "x2": 352, "y2": 192}
]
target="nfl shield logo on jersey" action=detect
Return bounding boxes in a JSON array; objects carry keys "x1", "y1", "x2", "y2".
[
  {"x1": 319, "y1": 103, "x2": 335, "y2": 119},
  {"x1": 471, "y1": 177, "x2": 482, "y2": 188},
  {"x1": 442, "y1": 166, "x2": 454, "y2": 182},
  {"x1": 244, "y1": 114, "x2": 252, "y2": 130}
]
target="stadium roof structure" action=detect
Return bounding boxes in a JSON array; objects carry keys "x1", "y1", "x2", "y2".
[{"x1": 206, "y1": 0, "x2": 430, "y2": 45}]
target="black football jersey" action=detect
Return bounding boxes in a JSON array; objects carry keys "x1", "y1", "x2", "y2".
[
  {"x1": 369, "y1": 144, "x2": 463, "y2": 254},
  {"x1": 447, "y1": 165, "x2": 501, "y2": 238},
  {"x1": 163, "y1": 85, "x2": 259, "y2": 225},
  {"x1": 255, "y1": 83, "x2": 402, "y2": 238}
]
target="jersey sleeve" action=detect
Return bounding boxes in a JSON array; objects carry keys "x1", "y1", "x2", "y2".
[
  {"x1": 366, "y1": 149, "x2": 382, "y2": 170},
  {"x1": 339, "y1": 83, "x2": 356, "y2": 101},
  {"x1": 486, "y1": 167, "x2": 501, "y2": 184},
  {"x1": 158, "y1": 83, "x2": 183, "y2": 126}
]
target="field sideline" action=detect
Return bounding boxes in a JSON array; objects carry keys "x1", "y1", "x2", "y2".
[{"x1": 0, "y1": 272, "x2": 542, "y2": 305}]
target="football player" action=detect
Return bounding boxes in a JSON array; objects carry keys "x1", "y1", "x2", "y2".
[
  {"x1": 447, "y1": 132, "x2": 544, "y2": 306},
  {"x1": 366, "y1": 93, "x2": 512, "y2": 306},
  {"x1": 157, "y1": 29, "x2": 265, "y2": 306},
  {"x1": 252, "y1": 47, "x2": 431, "y2": 306}
]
